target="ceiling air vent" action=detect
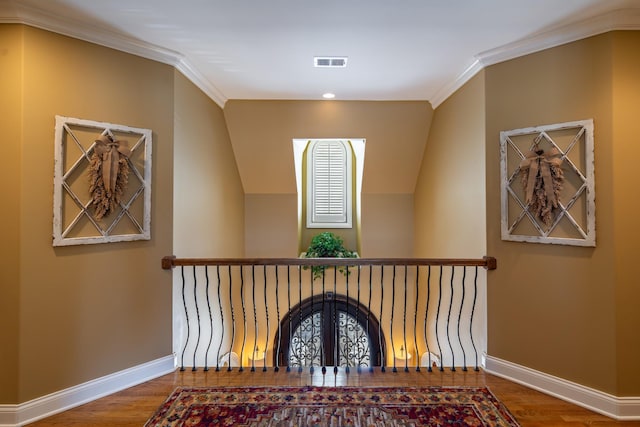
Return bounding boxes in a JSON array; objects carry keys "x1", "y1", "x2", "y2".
[{"x1": 314, "y1": 56, "x2": 348, "y2": 68}]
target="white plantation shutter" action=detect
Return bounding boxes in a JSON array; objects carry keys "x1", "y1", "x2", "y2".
[{"x1": 307, "y1": 140, "x2": 352, "y2": 228}]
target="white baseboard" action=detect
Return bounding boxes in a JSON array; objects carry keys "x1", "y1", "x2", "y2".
[
  {"x1": 3, "y1": 354, "x2": 637, "y2": 424},
  {"x1": 0, "y1": 354, "x2": 175, "y2": 427},
  {"x1": 485, "y1": 355, "x2": 640, "y2": 420}
]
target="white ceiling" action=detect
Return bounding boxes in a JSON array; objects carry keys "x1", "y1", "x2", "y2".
[{"x1": 2, "y1": 0, "x2": 640, "y2": 107}]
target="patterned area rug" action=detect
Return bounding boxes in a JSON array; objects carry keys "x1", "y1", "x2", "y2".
[{"x1": 146, "y1": 385, "x2": 519, "y2": 426}]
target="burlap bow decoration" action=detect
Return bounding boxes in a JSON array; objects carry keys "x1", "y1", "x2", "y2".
[
  {"x1": 88, "y1": 134, "x2": 131, "y2": 220},
  {"x1": 518, "y1": 148, "x2": 564, "y2": 225}
]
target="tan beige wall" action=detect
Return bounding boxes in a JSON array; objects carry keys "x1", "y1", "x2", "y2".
[
  {"x1": 361, "y1": 194, "x2": 414, "y2": 258},
  {"x1": 245, "y1": 194, "x2": 298, "y2": 257},
  {"x1": 0, "y1": 24, "x2": 23, "y2": 404},
  {"x1": 14, "y1": 26, "x2": 174, "y2": 402},
  {"x1": 485, "y1": 33, "x2": 620, "y2": 394},
  {"x1": 173, "y1": 72, "x2": 244, "y2": 257},
  {"x1": 224, "y1": 100, "x2": 432, "y2": 257},
  {"x1": 7, "y1": 21, "x2": 637, "y2": 408},
  {"x1": 414, "y1": 71, "x2": 486, "y2": 258},
  {"x1": 611, "y1": 31, "x2": 640, "y2": 396}
]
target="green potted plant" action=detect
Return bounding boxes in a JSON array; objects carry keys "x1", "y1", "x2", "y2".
[{"x1": 303, "y1": 232, "x2": 357, "y2": 280}]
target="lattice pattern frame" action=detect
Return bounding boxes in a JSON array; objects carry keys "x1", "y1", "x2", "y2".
[
  {"x1": 53, "y1": 116, "x2": 152, "y2": 246},
  {"x1": 500, "y1": 119, "x2": 595, "y2": 247}
]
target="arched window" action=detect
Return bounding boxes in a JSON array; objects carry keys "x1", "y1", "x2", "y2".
[
  {"x1": 293, "y1": 138, "x2": 365, "y2": 253},
  {"x1": 307, "y1": 140, "x2": 352, "y2": 228},
  {"x1": 274, "y1": 294, "x2": 385, "y2": 368}
]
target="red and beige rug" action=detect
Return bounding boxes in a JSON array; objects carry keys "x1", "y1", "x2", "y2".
[{"x1": 145, "y1": 385, "x2": 520, "y2": 426}]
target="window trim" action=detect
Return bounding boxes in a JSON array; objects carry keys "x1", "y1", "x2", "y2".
[
  {"x1": 306, "y1": 139, "x2": 353, "y2": 228},
  {"x1": 293, "y1": 138, "x2": 365, "y2": 239}
]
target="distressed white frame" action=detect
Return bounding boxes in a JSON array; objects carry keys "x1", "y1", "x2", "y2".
[
  {"x1": 500, "y1": 119, "x2": 595, "y2": 246},
  {"x1": 53, "y1": 116, "x2": 152, "y2": 246}
]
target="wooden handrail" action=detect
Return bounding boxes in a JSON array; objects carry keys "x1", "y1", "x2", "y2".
[{"x1": 162, "y1": 255, "x2": 497, "y2": 270}]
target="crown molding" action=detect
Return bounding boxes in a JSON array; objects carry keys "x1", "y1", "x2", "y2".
[
  {"x1": 0, "y1": 0, "x2": 228, "y2": 108},
  {"x1": 2, "y1": 1, "x2": 180, "y2": 65},
  {"x1": 175, "y1": 60, "x2": 227, "y2": 108},
  {"x1": 2, "y1": 1, "x2": 639, "y2": 110},
  {"x1": 431, "y1": 7, "x2": 640, "y2": 108},
  {"x1": 478, "y1": 7, "x2": 640, "y2": 68},
  {"x1": 430, "y1": 58, "x2": 484, "y2": 109}
]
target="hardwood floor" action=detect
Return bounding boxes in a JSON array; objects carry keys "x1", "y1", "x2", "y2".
[{"x1": 26, "y1": 368, "x2": 639, "y2": 426}]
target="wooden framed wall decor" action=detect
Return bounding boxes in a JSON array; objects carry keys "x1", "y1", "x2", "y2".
[
  {"x1": 53, "y1": 116, "x2": 152, "y2": 246},
  {"x1": 500, "y1": 119, "x2": 595, "y2": 247}
]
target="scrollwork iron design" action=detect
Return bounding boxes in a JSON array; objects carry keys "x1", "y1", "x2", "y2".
[
  {"x1": 338, "y1": 311, "x2": 371, "y2": 367},
  {"x1": 289, "y1": 312, "x2": 322, "y2": 367},
  {"x1": 289, "y1": 310, "x2": 370, "y2": 368}
]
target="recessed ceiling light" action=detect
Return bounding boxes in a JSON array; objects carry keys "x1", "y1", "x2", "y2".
[
  {"x1": 322, "y1": 92, "x2": 336, "y2": 99},
  {"x1": 314, "y1": 57, "x2": 348, "y2": 68}
]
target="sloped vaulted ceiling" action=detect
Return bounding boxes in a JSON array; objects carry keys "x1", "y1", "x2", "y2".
[{"x1": 223, "y1": 100, "x2": 433, "y2": 194}]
